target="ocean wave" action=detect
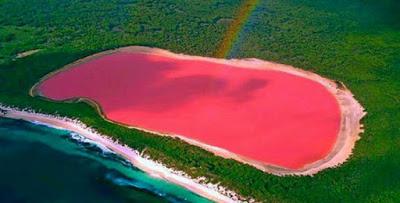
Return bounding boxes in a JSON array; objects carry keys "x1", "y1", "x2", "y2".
[
  {"x1": 65, "y1": 132, "x2": 134, "y2": 168},
  {"x1": 105, "y1": 172, "x2": 189, "y2": 203},
  {"x1": 70, "y1": 132, "x2": 113, "y2": 153},
  {"x1": 31, "y1": 120, "x2": 66, "y2": 131}
]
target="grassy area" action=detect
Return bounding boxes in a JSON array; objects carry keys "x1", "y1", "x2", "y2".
[{"x1": 1, "y1": 0, "x2": 399, "y2": 202}]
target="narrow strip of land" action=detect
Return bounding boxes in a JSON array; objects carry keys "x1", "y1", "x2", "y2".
[{"x1": 0, "y1": 106, "x2": 244, "y2": 203}]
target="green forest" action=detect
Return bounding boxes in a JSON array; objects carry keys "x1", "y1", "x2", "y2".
[{"x1": 0, "y1": 0, "x2": 399, "y2": 202}]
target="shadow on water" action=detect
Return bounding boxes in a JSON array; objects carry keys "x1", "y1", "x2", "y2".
[{"x1": 38, "y1": 53, "x2": 269, "y2": 114}]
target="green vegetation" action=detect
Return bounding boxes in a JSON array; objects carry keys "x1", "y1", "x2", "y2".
[{"x1": 1, "y1": 0, "x2": 399, "y2": 202}]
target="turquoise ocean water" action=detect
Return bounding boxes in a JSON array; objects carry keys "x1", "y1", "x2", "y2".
[{"x1": 0, "y1": 117, "x2": 212, "y2": 203}]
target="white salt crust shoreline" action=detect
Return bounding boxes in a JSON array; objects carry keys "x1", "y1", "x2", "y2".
[
  {"x1": 0, "y1": 105, "x2": 251, "y2": 203},
  {"x1": 31, "y1": 46, "x2": 366, "y2": 176}
]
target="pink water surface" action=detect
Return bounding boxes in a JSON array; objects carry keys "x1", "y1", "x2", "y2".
[{"x1": 38, "y1": 52, "x2": 341, "y2": 169}]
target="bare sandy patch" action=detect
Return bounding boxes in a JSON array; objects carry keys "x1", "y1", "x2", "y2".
[{"x1": 16, "y1": 49, "x2": 41, "y2": 59}]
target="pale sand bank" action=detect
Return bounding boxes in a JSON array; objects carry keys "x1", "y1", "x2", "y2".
[{"x1": 16, "y1": 49, "x2": 41, "y2": 59}]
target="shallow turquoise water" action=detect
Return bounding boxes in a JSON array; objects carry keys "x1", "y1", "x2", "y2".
[{"x1": 0, "y1": 117, "x2": 212, "y2": 203}]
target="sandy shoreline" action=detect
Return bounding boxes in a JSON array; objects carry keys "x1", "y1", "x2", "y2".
[
  {"x1": 0, "y1": 105, "x2": 249, "y2": 203},
  {"x1": 31, "y1": 46, "x2": 366, "y2": 176}
]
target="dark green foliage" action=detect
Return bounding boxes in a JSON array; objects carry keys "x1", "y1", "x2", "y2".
[{"x1": 0, "y1": 0, "x2": 399, "y2": 202}]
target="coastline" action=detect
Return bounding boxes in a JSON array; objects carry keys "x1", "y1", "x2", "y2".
[
  {"x1": 31, "y1": 46, "x2": 367, "y2": 176},
  {"x1": 0, "y1": 105, "x2": 250, "y2": 203}
]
